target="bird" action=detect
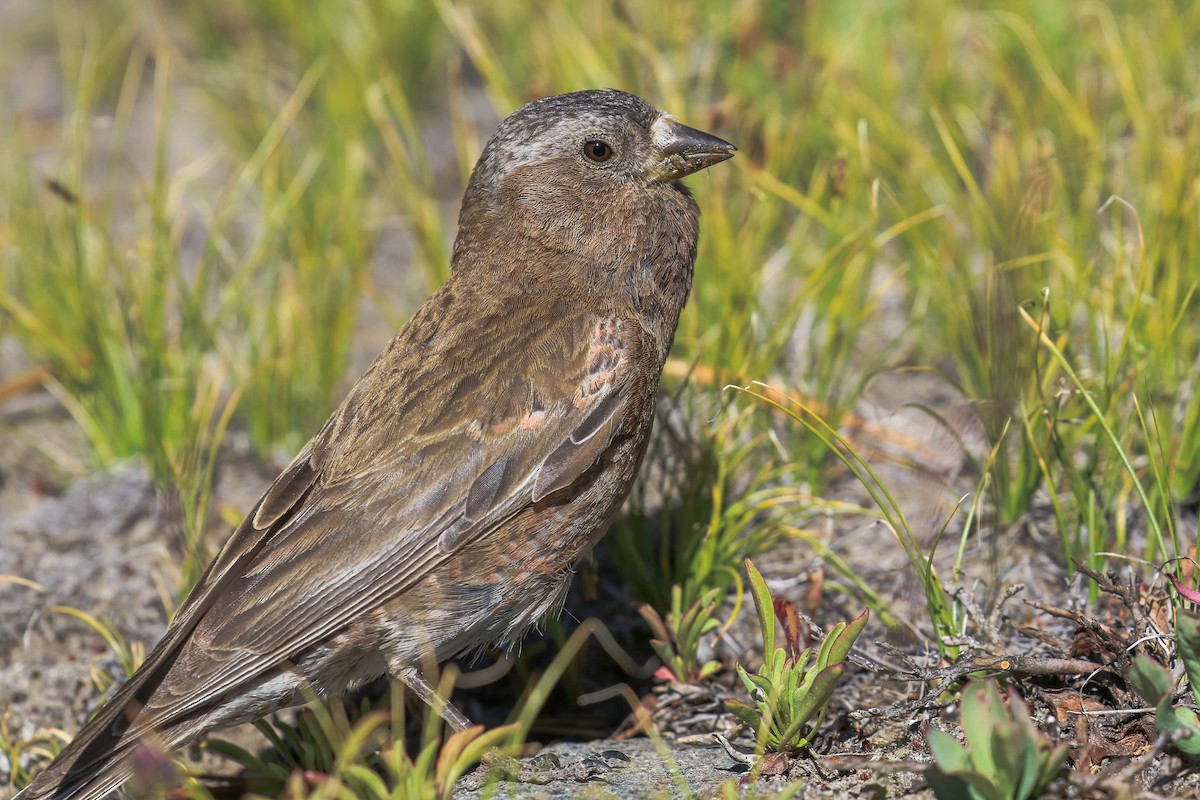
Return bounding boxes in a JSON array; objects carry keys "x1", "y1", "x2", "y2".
[{"x1": 16, "y1": 88, "x2": 735, "y2": 800}]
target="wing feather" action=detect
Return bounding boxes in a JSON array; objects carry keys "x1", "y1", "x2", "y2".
[{"x1": 119, "y1": 296, "x2": 642, "y2": 733}]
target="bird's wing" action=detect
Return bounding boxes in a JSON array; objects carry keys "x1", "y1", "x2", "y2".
[
  {"x1": 28, "y1": 294, "x2": 647, "y2": 799},
  {"x1": 134, "y1": 295, "x2": 645, "y2": 732}
]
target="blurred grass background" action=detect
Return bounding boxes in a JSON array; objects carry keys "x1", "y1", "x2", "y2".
[
  {"x1": 4, "y1": 0, "x2": 1200, "y2": 638},
  {"x1": 4, "y1": 0, "x2": 1200, "y2": 642},
  {"x1": 2, "y1": 0, "x2": 1200, "y2": 789}
]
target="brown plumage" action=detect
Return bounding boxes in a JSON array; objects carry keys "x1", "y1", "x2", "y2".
[{"x1": 18, "y1": 89, "x2": 734, "y2": 800}]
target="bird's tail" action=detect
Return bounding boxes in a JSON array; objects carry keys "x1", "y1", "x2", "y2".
[
  {"x1": 13, "y1": 654, "x2": 198, "y2": 800},
  {"x1": 15, "y1": 700, "x2": 194, "y2": 800},
  {"x1": 15, "y1": 507, "x2": 271, "y2": 800}
]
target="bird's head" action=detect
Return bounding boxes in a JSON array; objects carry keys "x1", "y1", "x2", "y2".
[
  {"x1": 455, "y1": 89, "x2": 735, "y2": 274},
  {"x1": 467, "y1": 89, "x2": 735, "y2": 194}
]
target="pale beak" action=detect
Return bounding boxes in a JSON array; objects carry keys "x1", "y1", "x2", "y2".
[{"x1": 651, "y1": 117, "x2": 736, "y2": 182}]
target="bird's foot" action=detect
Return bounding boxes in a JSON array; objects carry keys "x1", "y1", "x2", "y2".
[{"x1": 461, "y1": 748, "x2": 631, "y2": 789}]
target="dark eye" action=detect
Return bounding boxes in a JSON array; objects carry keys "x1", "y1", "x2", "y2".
[{"x1": 583, "y1": 140, "x2": 614, "y2": 162}]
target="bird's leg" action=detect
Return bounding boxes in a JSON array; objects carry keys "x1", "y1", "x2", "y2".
[
  {"x1": 387, "y1": 660, "x2": 472, "y2": 732},
  {"x1": 385, "y1": 659, "x2": 519, "y2": 788}
]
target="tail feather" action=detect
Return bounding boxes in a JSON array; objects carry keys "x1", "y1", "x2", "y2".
[
  {"x1": 16, "y1": 677, "x2": 198, "y2": 800},
  {"x1": 16, "y1": 517, "x2": 265, "y2": 799},
  {"x1": 17, "y1": 729, "x2": 191, "y2": 800},
  {"x1": 18, "y1": 755, "x2": 135, "y2": 800},
  {"x1": 16, "y1": 631, "x2": 205, "y2": 800}
]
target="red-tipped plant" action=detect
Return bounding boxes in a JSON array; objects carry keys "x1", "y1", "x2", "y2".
[{"x1": 725, "y1": 558, "x2": 867, "y2": 752}]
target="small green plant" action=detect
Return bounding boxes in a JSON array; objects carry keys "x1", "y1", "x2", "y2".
[
  {"x1": 208, "y1": 620, "x2": 626, "y2": 799},
  {"x1": 1129, "y1": 609, "x2": 1200, "y2": 754},
  {"x1": 0, "y1": 713, "x2": 69, "y2": 791},
  {"x1": 208, "y1": 687, "x2": 518, "y2": 800},
  {"x1": 732, "y1": 382, "x2": 951, "y2": 653},
  {"x1": 637, "y1": 584, "x2": 724, "y2": 684},
  {"x1": 926, "y1": 681, "x2": 1067, "y2": 800},
  {"x1": 724, "y1": 558, "x2": 867, "y2": 753}
]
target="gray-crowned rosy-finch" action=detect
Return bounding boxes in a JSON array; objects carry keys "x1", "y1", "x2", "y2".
[{"x1": 18, "y1": 88, "x2": 734, "y2": 800}]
